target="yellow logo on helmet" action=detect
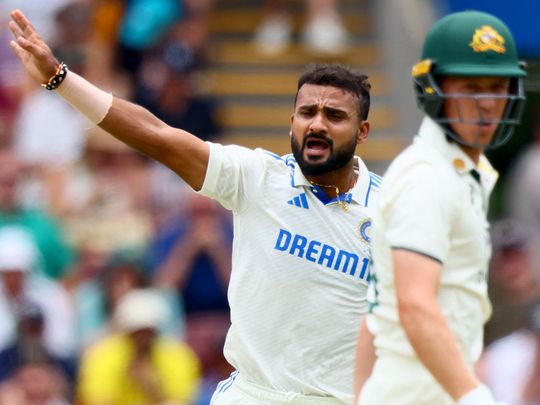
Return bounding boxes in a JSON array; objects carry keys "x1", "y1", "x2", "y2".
[
  {"x1": 412, "y1": 59, "x2": 433, "y2": 78},
  {"x1": 469, "y1": 25, "x2": 506, "y2": 53}
]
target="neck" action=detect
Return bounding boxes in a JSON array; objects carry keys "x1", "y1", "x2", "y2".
[
  {"x1": 459, "y1": 144, "x2": 482, "y2": 165},
  {"x1": 306, "y1": 164, "x2": 357, "y2": 199}
]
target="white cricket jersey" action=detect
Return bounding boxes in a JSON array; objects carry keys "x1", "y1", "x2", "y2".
[
  {"x1": 367, "y1": 117, "x2": 498, "y2": 365},
  {"x1": 199, "y1": 142, "x2": 380, "y2": 403}
]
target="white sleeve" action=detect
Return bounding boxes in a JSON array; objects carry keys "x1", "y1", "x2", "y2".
[
  {"x1": 381, "y1": 162, "x2": 454, "y2": 263},
  {"x1": 198, "y1": 142, "x2": 266, "y2": 212}
]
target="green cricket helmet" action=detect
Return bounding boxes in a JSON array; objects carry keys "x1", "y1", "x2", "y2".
[{"x1": 412, "y1": 10, "x2": 527, "y2": 149}]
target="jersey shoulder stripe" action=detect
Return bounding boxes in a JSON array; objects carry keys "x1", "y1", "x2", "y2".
[
  {"x1": 283, "y1": 154, "x2": 297, "y2": 171},
  {"x1": 263, "y1": 150, "x2": 286, "y2": 162},
  {"x1": 364, "y1": 171, "x2": 382, "y2": 206},
  {"x1": 369, "y1": 172, "x2": 383, "y2": 187}
]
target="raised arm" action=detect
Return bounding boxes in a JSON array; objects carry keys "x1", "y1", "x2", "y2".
[{"x1": 8, "y1": 9, "x2": 209, "y2": 190}]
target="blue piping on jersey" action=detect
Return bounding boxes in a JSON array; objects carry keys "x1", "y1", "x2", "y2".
[
  {"x1": 212, "y1": 370, "x2": 240, "y2": 402},
  {"x1": 284, "y1": 154, "x2": 296, "y2": 171},
  {"x1": 262, "y1": 151, "x2": 298, "y2": 186},
  {"x1": 364, "y1": 172, "x2": 382, "y2": 207},
  {"x1": 263, "y1": 150, "x2": 285, "y2": 162}
]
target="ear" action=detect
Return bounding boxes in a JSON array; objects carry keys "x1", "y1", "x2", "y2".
[{"x1": 356, "y1": 120, "x2": 370, "y2": 145}]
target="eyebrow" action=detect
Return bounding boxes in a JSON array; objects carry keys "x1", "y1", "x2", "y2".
[{"x1": 297, "y1": 104, "x2": 350, "y2": 116}]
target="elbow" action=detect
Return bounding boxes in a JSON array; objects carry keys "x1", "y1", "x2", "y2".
[{"x1": 397, "y1": 295, "x2": 433, "y2": 332}]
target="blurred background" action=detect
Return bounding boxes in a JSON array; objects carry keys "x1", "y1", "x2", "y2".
[{"x1": 0, "y1": 0, "x2": 540, "y2": 404}]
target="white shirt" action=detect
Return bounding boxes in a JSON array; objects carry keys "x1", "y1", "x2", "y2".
[
  {"x1": 481, "y1": 331, "x2": 537, "y2": 404},
  {"x1": 14, "y1": 90, "x2": 87, "y2": 166},
  {"x1": 199, "y1": 143, "x2": 380, "y2": 403},
  {"x1": 367, "y1": 117, "x2": 497, "y2": 365},
  {"x1": 0, "y1": 274, "x2": 76, "y2": 357}
]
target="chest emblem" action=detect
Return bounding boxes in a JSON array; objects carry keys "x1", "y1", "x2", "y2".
[{"x1": 358, "y1": 218, "x2": 372, "y2": 244}]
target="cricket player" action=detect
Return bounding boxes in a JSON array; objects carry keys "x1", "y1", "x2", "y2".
[
  {"x1": 8, "y1": 10, "x2": 380, "y2": 404},
  {"x1": 354, "y1": 10, "x2": 526, "y2": 405}
]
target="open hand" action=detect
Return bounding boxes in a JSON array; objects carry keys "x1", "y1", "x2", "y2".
[{"x1": 8, "y1": 9, "x2": 60, "y2": 84}]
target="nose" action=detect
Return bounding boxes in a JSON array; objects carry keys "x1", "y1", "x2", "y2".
[
  {"x1": 308, "y1": 111, "x2": 328, "y2": 134},
  {"x1": 477, "y1": 94, "x2": 500, "y2": 111}
]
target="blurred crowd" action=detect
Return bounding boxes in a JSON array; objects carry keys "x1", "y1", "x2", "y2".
[
  {"x1": 0, "y1": 0, "x2": 233, "y2": 403},
  {"x1": 479, "y1": 118, "x2": 540, "y2": 405},
  {"x1": 1, "y1": 0, "x2": 540, "y2": 404}
]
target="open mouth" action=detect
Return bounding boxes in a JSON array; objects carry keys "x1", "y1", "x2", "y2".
[
  {"x1": 477, "y1": 120, "x2": 497, "y2": 133},
  {"x1": 304, "y1": 137, "x2": 330, "y2": 160}
]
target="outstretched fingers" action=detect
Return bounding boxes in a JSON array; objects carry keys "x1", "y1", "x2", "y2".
[
  {"x1": 9, "y1": 40, "x2": 25, "y2": 61},
  {"x1": 7, "y1": 20, "x2": 23, "y2": 40},
  {"x1": 10, "y1": 9, "x2": 35, "y2": 38},
  {"x1": 8, "y1": 9, "x2": 59, "y2": 82},
  {"x1": 8, "y1": 20, "x2": 31, "y2": 61},
  {"x1": 9, "y1": 10, "x2": 42, "y2": 53}
]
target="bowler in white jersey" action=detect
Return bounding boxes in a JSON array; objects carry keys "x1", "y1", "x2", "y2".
[
  {"x1": 354, "y1": 10, "x2": 526, "y2": 405},
  {"x1": 7, "y1": 14, "x2": 379, "y2": 403},
  {"x1": 204, "y1": 145, "x2": 380, "y2": 404}
]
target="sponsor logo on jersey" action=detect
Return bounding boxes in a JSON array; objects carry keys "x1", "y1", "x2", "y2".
[{"x1": 273, "y1": 228, "x2": 370, "y2": 280}]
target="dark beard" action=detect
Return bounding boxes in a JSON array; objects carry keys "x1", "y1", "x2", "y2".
[{"x1": 291, "y1": 131, "x2": 357, "y2": 176}]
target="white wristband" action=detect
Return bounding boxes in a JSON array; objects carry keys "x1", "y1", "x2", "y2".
[
  {"x1": 56, "y1": 72, "x2": 113, "y2": 125},
  {"x1": 458, "y1": 385, "x2": 496, "y2": 405}
]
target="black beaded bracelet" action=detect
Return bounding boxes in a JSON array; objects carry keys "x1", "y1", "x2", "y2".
[{"x1": 41, "y1": 62, "x2": 68, "y2": 91}]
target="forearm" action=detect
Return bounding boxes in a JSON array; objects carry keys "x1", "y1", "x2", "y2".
[
  {"x1": 57, "y1": 72, "x2": 208, "y2": 189},
  {"x1": 100, "y1": 98, "x2": 187, "y2": 164},
  {"x1": 399, "y1": 301, "x2": 479, "y2": 400},
  {"x1": 354, "y1": 317, "x2": 376, "y2": 404}
]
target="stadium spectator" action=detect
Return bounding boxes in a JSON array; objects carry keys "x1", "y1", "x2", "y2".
[
  {"x1": 0, "y1": 226, "x2": 76, "y2": 361},
  {"x1": 480, "y1": 303, "x2": 540, "y2": 404},
  {"x1": 0, "y1": 147, "x2": 75, "y2": 280},
  {"x1": 0, "y1": 300, "x2": 77, "y2": 386},
  {"x1": 134, "y1": 42, "x2": 221, "y2": 142},
  {"x1": 507, "y1": 115, "x2": 540, "y2": 252},
  {"x1": 58, "y1": 127, "x2": 154, "y2": 255},
  {"x1": 485, "y1": 219, "x2": 540, "y2": 344},
  {"x1": 0, "y1": 360, "x2": 70, "y2": 405},
  {"x1": 77, "y1": 288, "x2": 200, "y2": 405},
  {"x1": 152, "y1": 191, "x2": 232, "y2": 404},
  {"x1": 254, "y1": 0, "x2": 350, "y2": 54},
  {"x1": 73, "y1": 250, "x2": 184, "y2": 349},
  {"x1": 153, "y1": 192, "x2": 231, "y2": 316}
]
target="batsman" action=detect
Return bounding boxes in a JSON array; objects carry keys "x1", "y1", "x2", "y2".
[{"x1": 355, "y1": 10, "x2": 526, "y2": 405}]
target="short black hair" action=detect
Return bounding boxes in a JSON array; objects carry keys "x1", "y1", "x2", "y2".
[{"x1": 295, "y1": 63, "x2": 371, "y2": 120}]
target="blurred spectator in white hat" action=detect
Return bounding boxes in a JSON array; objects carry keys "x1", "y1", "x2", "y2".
[
  {"x1": 0, "y1": 226, "x2": 76, "y2": 360},
  {"x1": 71, "y1": 250, "x2": 184, "y2": 350},
  {"x1": 77, "y1": 288, "x2": 200, "y2": 405}
]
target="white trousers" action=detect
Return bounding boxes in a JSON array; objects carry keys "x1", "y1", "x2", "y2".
[
  {"x1": 359, "y1": 354, "x2": 455, "y2": 405},
  {"x1": 211, "y1": 372, "x2": 347, "y2": 405}
]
